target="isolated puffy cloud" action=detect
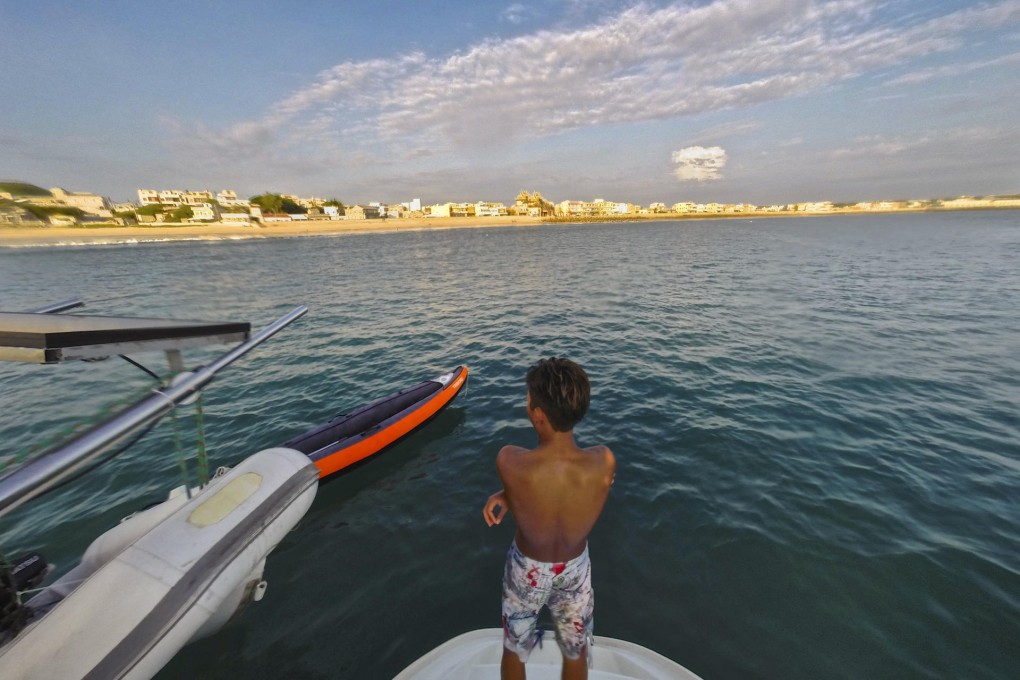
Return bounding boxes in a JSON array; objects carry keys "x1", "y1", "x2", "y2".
[
  {"x1": 181, "y1": 0, "x2": 1020, "y2": 161},
  {"x1": 672, "y1": 146, "x2": 728, "y2": 182}
]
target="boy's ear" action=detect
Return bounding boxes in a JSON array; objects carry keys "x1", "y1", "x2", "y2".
[{"x1": 530, "y1": 404, "x2": 548, "y2": 427}]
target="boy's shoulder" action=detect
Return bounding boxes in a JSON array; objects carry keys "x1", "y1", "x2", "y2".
[
  {"x1": 496, "y1": 444, "x2": 532, "y2": 475},
  {"x1": 582, "y1": 443, "x2": 615, "y2": 464}
]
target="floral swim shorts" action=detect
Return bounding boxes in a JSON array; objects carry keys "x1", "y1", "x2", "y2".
[{"x1": 501, "y1": 540, "x2": 594, "y2": 663}]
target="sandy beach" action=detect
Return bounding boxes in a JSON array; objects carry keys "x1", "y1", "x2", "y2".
[
  {"x1": 2, "y1": 206, "x2": 979, "y2": 248},
  {"x1": 0, "y1": 215, "x2": 550, "y2": 247}
]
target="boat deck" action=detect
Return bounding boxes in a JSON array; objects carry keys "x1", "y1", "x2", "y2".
[{"x1": 394, "y1": 629, "x2": 703, "y2": 680}]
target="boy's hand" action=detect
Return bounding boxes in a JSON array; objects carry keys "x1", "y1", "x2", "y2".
[{"x1": 483, "y1": 489, "x2": 508, "y2": 526}]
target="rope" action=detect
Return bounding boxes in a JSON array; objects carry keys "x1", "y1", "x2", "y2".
[
  {"x1": 2, "y1": 360, "x2": 214, "y2": 500},
  {"x1": 2, "y1": 354, "x2": 170, "y2": 473},
  {"x1": 1, "y1": 382, "x2": 157, "y2": 474},
  {"x1": 193, "y1": 393, "x2": 210, "y2": 486},
  {"x1": 168, "y1": 398, "x2": 195, "y2": 500}
]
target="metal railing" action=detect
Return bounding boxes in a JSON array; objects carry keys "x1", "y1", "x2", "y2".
[
  {"x1": 0, "y1": 306, "x2": 307, "y2": 518},
  {"x1": 25, "y1": 299, "x2": 85, "y2": 314}
]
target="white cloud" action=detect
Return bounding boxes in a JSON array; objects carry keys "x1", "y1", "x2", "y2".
[
  {"x1": 829, "y1": 126, "x2": 1008, "y2": 160},
  {"x1": 672, "y1": 146, "x2": 728, "y2": 181},
  {"x1": 885, "y1": 51, "x2": 1020, "y2": 86},
  {"x1": 688, "y1": 120, "x2": 762, "y2": 146},
  {"x1": 500, "y1": 4, "x2": 531, "y2": 24},
  {"x1": 178, "y1": 0, "x2": 1020, "y2": 165}
]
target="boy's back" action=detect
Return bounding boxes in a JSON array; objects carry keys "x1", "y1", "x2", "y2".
[{"x1": 497, "y1": 442, "x2": 615, "y2": 563}]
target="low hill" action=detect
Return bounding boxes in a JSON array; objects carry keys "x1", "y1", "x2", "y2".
[{"x1": 0, "y1": 181, "x2": 52, "y2": 197}]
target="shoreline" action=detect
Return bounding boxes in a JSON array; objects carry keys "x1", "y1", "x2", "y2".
[
  {"x1": 0, "y1": 207, "x2": 1012, "y2": 248},
  {"x1": 0, "y1": 216, "x2": 547, "y2": 248}
]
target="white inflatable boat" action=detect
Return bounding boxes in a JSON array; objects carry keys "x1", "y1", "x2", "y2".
[
  {"x1": 0, "y1": 303, "x2": 317, "y2": 680},
  {"x1": 0, "y1": 448, "x2": 317, "y2": 680}
]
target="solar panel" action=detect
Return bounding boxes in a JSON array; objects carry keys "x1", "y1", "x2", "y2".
[{"x1": 0, "y1": 312, "x2": 251, "y2": 363}]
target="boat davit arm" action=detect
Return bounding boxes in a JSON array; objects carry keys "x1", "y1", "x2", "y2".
[
  {"x1": 0, "y1": 306, "x2": 308, "y2": 519},
  {"x1": 24, "y1": 299, "x2": 86, "y2": 315}
]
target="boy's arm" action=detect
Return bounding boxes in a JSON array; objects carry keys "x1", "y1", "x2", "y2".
[{"x1": 482, "y1": 445, "x2": 523, "y2": 527}]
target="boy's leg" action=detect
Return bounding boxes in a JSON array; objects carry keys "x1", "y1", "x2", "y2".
[
  {"x1": 561, "y1": 647, "x2": 588, "y2": 680},
  {"x1": 501, "y1": 646, "x2": 527, "y2": 680}
]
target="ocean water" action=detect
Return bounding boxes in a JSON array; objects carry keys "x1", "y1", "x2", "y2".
[{"x1": 0, "y1": 212, "x2": 1018, "y2": 679}]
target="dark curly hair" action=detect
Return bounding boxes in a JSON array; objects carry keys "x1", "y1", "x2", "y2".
[{"x1": 526, "y1": 357, "x2": 590, "y2": 432}]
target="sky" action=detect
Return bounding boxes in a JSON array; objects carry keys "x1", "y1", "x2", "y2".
[{"x1": 1, "y1": 0, "x2": 1019, "y2": 206}]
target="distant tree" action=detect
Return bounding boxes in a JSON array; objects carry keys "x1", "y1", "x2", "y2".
[
  {"x1": 136, "y1": 204, "x2": 164, "y2": 216},
  {"x1": 280, "y1": 197, "x2": 307, "y2": 214},
  {"x1": 169, "y1": 205, "x2": 193, "y2": 222},
  {"x1": 250, "y1": 193, "x2": 284, "y2": 214},
  {"x1": 18, "y1": 203, "x2": 84, "y2": 220},
  {"x1": 531, "y1": 191, "x2": 554, "y2": 213},
  {"x1": 112, "y1": 210, "x2": 138, "y2": 225},
  {"x1": 324, "y1": 198, "x2": 346, "y2": 209},
  {"x1": 0, "y1": 182, "x2": 51, "y2": 197}
]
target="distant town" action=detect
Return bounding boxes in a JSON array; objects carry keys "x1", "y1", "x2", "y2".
[{"x1": 1, "y1": 181, "x2": 1019, "y2": 228}]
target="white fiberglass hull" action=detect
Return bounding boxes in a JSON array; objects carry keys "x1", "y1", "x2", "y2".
[
  {"x1": 394, "y1": 629, "x2": 704, "y2": 680},
  {"x1": 0, "y1": 447, "x2": 318, "y2": 680}
]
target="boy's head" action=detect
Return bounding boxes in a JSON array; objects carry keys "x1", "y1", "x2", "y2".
[{"x1": 526, "y1": 357, "x2": 590, "y2": 432}]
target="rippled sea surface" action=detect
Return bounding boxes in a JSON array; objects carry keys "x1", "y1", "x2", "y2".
[{"x1": 1, "y1": 212, "x2": 1018, "y2": 679}]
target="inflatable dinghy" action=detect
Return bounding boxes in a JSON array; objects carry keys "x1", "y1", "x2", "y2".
[
  {"x1": 281, "y1": 366, "x2": 468, "y2": 479},
  {"x1": 1, "y1": 448, "x2": 318, "y2": 680}
]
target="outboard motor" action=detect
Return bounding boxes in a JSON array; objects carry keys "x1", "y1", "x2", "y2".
[{"x1": 0, "y1": 553, "x2": 49, "y2": 642}]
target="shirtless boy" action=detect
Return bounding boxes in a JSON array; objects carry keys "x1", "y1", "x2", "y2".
[{"x1": 483, "y1": 358, "x2": 616, "y2": 680}]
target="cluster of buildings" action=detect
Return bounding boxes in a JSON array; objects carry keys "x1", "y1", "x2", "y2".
[
  {"x1": 131, "y1": 190, "x2": 525, "y2": 223},
  {"x1": 553, "y1": 197, "x2": 1020, "y2": 216},
  {"x1": 2, "y1": 183, "x2": 1020, "y2": 228},
  {"x1": 0, "y1": 187, "x2": 118, "y2": 226}
]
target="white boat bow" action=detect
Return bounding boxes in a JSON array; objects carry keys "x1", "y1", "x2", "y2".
[{"x1": 394, "y1": 628, "x2": 704, "y2": 680}]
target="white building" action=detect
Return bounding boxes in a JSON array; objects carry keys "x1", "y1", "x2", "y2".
[
  {"x1": 0, "y1": 205, "x2": 45, "y2": 225},
  {"x1": 426, "y1": 203, "x2": 451, "y2": 218},
  {"x1": 182, "y1": 190, "x2": 214, "y2": 206},
  {"x1": 556, "y1": 200, "x2": 596, "y2": 216},
  {"x1": 17, "y1": 188, "x2": 112, "y2": 218},
  {"x1": 346, "y1": 205, "x2": 382, "y2": 220},
  {"x1": 475, "y1": 201, "x2": 508, "y2": 217},
  {"x1": 220, "y1": 212, "x2": 251, "y2": 225},
  {"x1": 188, "y1": 204, "x2": 218, "y2": 221},
  {"x1": 941, "y1": 197, "x2": 993, "y2": 209},
  {"x1": 282, "y1": 194, "x2": 324, "y2": 209},
  {"x1": 158, "y1": 190, "x2": 183, "y2": 207},
  {"x1": 216, "y1": 189, "x2": 248, "y2": 206}
]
